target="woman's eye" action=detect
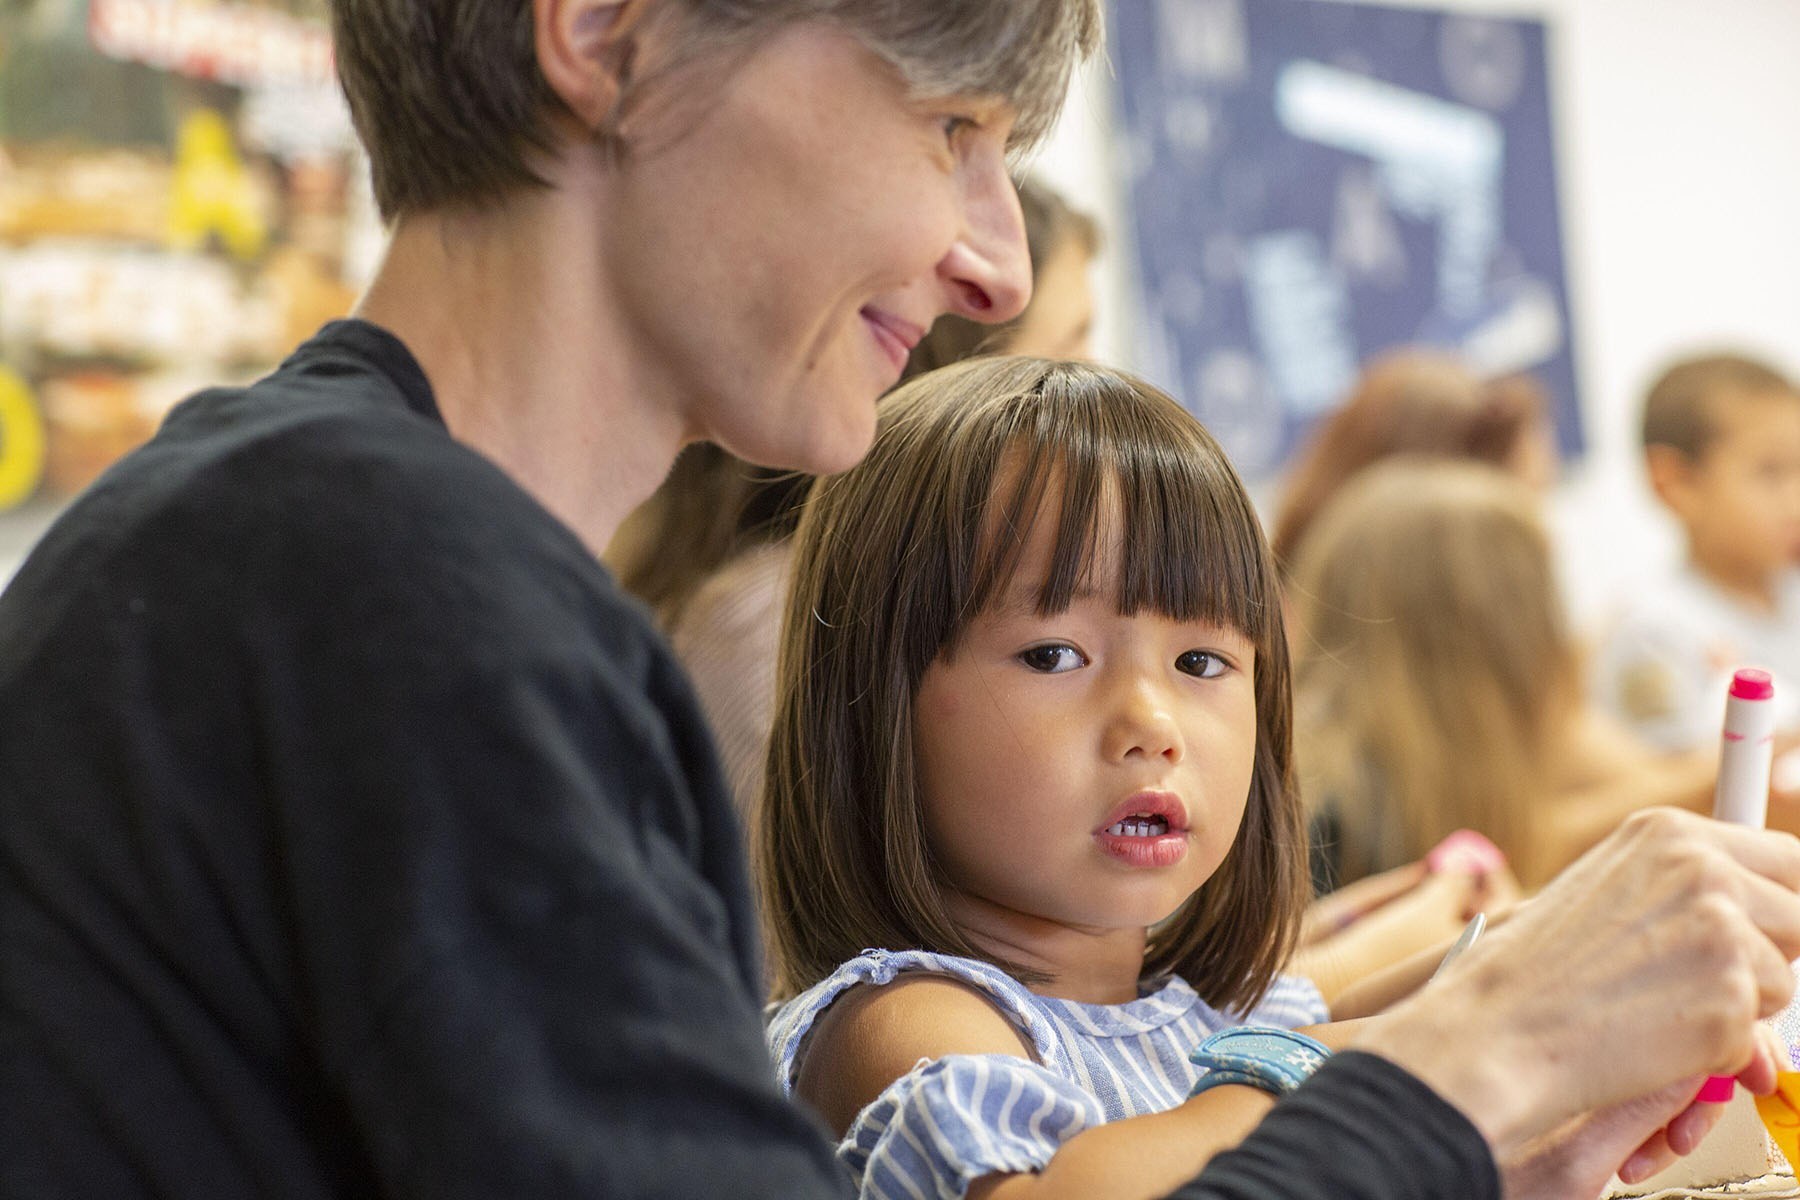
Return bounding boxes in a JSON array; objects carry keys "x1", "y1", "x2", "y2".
[
  {"x1": 1176, "y1": 650, "x2": 1228, "y2": 679},
  {"x1": 941, "y1": 114, "x2": 977, "y2": 142},
  {"x1": 1018, "y1": 644, "x2": 1085, "y2": 674}
]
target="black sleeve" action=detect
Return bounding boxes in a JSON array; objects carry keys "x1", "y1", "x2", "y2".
[
  {"x1": 1163, "y1": 1052, "x2": 1500, "y2": 1200},
  {"x1": 0, "y1": 363, "x2": 851, "y2": 1198},
  {"x1": 230, "y1": 435, "x2": 852, "y2": 1198}
]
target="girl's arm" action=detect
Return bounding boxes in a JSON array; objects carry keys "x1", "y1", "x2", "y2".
[
  {"x1": 1291, "y1": 867, "x2": 1493, "y2": 1005},
  {"x1": 1533, "y1": 708, "x2": 1719, "y2": 884},
  {"x1": 796, "y1": 974, "x2": 1338, "y2": 1200},
  {"x1": 975, "y1": 1021, "x2": 1374, "y2": 1200}
]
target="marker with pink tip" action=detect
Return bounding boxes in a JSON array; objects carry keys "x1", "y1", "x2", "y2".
[{"x1": 1698, "y1": 668, "x2": 1778, "y2": 1103}]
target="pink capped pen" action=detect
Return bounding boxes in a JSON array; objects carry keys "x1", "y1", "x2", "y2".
[{"x1": 1699, "y1": 668, "x2": 1778, "y2": 1103}]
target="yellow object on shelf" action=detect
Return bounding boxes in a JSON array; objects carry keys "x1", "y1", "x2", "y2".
[
  {"x1": 169, "y1": 109, "x2": 268, "y2": 262},
  {"x1": 0, "y1": 368, "x2": 46, "y2": 511}
]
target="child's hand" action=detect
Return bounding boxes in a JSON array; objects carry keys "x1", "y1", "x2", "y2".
[
  {"x1": 1497, "y1": 1076, "x2": 1716, "y2": 1199},
  {"x1": 1299, "y1": 859, "x2": 1428, "y2": 946},
  {"x1": 1295, "y1": 867, "x2": 1491, "y2": 1003}
]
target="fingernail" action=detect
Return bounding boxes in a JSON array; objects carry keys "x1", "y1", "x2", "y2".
[{"x1": 1621, "y1": 1154, "x2": 1651, "y2": 1183}]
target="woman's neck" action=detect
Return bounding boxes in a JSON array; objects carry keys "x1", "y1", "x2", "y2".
[
  {"x1": 353, "y1": 186, "x2": 689, "y2": 557},
  {"x1": 946, "y1": 892, "x2": 1152, "y2": 1005}
]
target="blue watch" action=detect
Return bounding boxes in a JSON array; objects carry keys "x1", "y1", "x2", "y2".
[{"x1": 1188, "y1": 1026, "x2": 1331, "y2": 1098}]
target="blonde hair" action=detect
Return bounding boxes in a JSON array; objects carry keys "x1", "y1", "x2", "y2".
[
  {"x1": 758, "y1": 357, "x2": 1307, "y2": 1007},
  {"x1": 1288, "y1": 460, "x2": 1577, "y2": 888}
]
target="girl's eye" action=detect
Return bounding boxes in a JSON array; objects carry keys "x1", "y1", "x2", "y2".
[
  {"x1": 941, "y1": 114, "x2": 977, "y2": 142},
  {"x1": 1176, "y1": 650, "x2": 1228, "y2": 679},
  {"x1": 1018, "y1": 644, "x2": 1085, "y2": 674}
]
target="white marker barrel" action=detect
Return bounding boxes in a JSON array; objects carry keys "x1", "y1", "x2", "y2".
[
  {"x1": 1700, "y1": 669, "x2": 1781, "y2": 1102},
  {"x1": 1715, "y1": 668, "x2": 1777, "y2": 830}
]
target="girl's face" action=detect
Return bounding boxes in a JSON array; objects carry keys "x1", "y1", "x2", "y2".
[
  {"x1": 912, "y1": 502, "x2": 1259, "y2": 944},
  {"x1": 600, "y1": 23, "x2": 1032, "y2": 477}
]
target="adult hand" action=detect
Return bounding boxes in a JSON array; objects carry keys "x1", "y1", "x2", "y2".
[
  {"x1": 1497, "y1": 1024, "x2": 1787, "y2": 1199},
  {"x1": 1350, "y1": 808, "x2": 1800, "y2": 1190}
]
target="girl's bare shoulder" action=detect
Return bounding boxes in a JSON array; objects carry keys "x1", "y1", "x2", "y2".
[{"x1": 794, "y1": 971, "x2": 1035, "y2": 1136}]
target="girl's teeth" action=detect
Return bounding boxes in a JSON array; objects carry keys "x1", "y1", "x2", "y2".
[{"x1": 1106, "y1": 817, "x2": 1171, "y2": 837}]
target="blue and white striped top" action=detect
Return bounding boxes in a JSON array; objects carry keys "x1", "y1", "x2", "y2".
[{"x1": 767, "y1": 948, "x2": 1328, "y2": 1199}]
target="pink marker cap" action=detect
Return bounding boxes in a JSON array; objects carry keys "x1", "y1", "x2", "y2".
[
  {"x1": 1697, "y1": 1076, "x2": 1736, "y2": 1103},
  {"x1": 1425, "y1": 829, "x2": 1507, "y2": 877},
  {"x1": 1731, "y1": 669, "x2": 1775, "y2": 701}
]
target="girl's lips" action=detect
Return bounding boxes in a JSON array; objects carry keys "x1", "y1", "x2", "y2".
[
  {"x1": 1094, "y1": 827, "x2": 1190, "y2": 868},
  {"x1": 1094, "y1": 791, "x2": 1189, "y2": 836},
  {"x1": 1093, "y1": 791, "x2": 1191, "y2": 868}
]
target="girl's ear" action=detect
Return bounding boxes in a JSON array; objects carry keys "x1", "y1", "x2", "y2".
[{"x1": 533, "y1": 0, "x2": 654, "y2": 132}]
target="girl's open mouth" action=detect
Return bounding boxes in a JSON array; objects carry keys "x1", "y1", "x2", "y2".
[
  {"x1": 1103, "y1": 815, "x2": 1170, "y2": 838},
  {"x1": 1095, "y1": 810, "x2": 1188, "y2": 868}
]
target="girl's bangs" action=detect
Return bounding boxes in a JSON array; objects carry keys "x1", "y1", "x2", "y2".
[{"x1": 961, "y1": 372, "x2": 1275, "y2": 642}]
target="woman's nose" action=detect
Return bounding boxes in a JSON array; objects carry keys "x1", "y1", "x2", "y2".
[{"x1": 937, "y1": 163, "x2": 1032, "y2": 324}]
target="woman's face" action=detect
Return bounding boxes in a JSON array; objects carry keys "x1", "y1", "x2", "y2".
[{"x1": 600, "y1": 23, "x2": 1033, "y2": 475}]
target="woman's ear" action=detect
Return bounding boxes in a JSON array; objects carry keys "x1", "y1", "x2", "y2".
[{"x1": 534, "y1": 0, "x2": 654, "y2": 132}]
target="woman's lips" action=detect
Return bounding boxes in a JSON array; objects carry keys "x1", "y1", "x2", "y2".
[{"x1": 861, "y1": 308, "x2": 921, "y2": 376}]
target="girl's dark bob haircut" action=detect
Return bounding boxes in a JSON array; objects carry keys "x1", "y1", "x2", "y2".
[{"x1": 758, "y1": 356, "x2": 1306, "y2": 1010}]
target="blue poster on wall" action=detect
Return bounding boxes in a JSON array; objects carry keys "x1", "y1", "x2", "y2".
[{"x1": 1109, "y1": 0, "x2": 1582, "y2": 479}]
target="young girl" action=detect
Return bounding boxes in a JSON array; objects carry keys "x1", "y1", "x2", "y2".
[{"x1": 757, "y1": 357, "x2": 1338, "y2": 1200}]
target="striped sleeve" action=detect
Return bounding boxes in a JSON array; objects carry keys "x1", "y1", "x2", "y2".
[
  {"x1": 1232, "y1": 973, "x2": 1329, "y2": 1030},
  {"x1": 844, "y1": 1054, "x2": 1105, "y2": 1200}
]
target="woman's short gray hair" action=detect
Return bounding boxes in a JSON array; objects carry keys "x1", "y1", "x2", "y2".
[{"x1": 332, "y1": 0, "x2": 1103, "y2": 219}]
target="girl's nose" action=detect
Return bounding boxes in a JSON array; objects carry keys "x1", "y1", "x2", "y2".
[{"x1": 1102, "y1": 676, "x2": 1185, "y2": 765}]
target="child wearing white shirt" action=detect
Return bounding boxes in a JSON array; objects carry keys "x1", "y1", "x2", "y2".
[{"x1": 1594, "y1": 353, "x2": 1800, "y2": 750}]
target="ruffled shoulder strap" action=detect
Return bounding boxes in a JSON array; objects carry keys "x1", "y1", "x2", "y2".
[{"x1": 766, "y1": 948, "x2": 1073, "y2": 1092}]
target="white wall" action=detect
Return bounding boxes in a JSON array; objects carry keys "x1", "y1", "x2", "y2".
[{"x1": 1031, "y1": 0, "x2": 1800, "y2": 631}]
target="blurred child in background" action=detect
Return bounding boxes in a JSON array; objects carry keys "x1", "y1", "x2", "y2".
[
  {"x1": 1289, "y1": 461, "x2": 1718, "y2": 898},
  {"x1": 1269, "y1": 349, "x2": 1556, "y2": 573},
  {"x1": 1592, "y1": 353, "x2": 1800, "y2": 751}
]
